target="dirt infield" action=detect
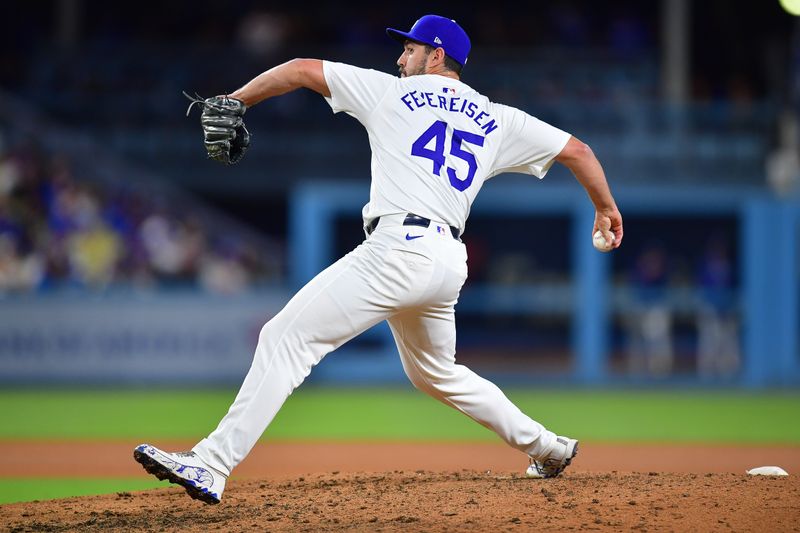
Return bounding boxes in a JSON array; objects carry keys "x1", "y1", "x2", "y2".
[{"x1": 2, "y1": 441, "x2": 799, "y2": 532}]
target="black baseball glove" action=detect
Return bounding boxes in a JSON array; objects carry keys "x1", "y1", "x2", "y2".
[{"x1": 184, "y1": 92, "x2": 250, "y2": 165}]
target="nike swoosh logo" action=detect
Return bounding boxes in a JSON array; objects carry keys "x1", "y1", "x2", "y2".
[{"x1": 405, "y1": 233, "x2": 424, "y2": 240}]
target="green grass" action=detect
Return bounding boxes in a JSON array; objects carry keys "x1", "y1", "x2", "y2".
[
  {"x1": 0, "y1": 478, "x2": 165, "y2": 505},
  {"x1": 1, "y1": 388, "x2": 799, "y2": 443},
  {"x1": 2, "y1": 388, "x2": 798, "y2": 505}
]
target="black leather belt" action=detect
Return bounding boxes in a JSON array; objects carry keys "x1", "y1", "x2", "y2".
[{"x1": 367, "y1": 214, "x2": 461, "y2": 240}]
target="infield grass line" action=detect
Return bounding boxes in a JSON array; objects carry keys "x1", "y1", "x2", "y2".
[
  {"x1": 0, "y1": 478, "x2": 166, "y2": 505},
  {"x1": 0, "y1": 388, "x2": 798, "y2": 443}
]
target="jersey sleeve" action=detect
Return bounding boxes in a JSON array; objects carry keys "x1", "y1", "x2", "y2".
[
  {"x1": 322, "y1": 61, "x2": 395, "y2": 123},
  {"x1": 489, "y1": 105, "x2": 571, "y2": 179}
]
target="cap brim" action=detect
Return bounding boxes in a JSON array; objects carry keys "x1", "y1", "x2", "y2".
[{"x1": 386, "y1": 28, "x2": 423, "y2": 46}]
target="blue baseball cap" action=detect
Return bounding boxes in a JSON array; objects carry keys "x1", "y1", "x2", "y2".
[{"x1": 386, "y1": 15, "x2": 471, "y2": 67}]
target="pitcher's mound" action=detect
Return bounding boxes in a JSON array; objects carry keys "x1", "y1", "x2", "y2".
[{"x1": 3, "y1": 471, "x2": 798, "y2": 532}]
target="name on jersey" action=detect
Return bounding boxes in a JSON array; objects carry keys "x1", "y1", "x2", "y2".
[{"x1": 399, "y1": 91, "x2": 498, "y2": 135}]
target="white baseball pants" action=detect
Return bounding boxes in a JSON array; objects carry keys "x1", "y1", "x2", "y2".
[{"x1": 193, "y1": 214, "x2": 556, "y2": 476}]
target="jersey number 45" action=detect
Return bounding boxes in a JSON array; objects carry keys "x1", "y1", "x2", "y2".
[{"x1": 411, "y1": 120, "x2": 485, "y2": 192}]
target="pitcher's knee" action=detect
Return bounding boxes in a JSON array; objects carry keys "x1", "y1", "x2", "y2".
[
  {"x1": 406, "y1": 369, "x2": 462, "y2": 398},
  {"x1": 258, "y1": 315, "x2": 295, "y2": 347},
  {"x1": 405, "y1": 374, "x2": 432, "y2": 395},
  {"x1": 257, "y1": 321, "x2": 276, "y2": 347}
]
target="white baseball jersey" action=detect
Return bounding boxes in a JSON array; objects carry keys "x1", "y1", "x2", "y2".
[
  {"x1": 322, "y1": 61, "x2": 571, "y2": 231},
  {"x1": 192, "y1": 60, "x2": 571, "y2": 480}
]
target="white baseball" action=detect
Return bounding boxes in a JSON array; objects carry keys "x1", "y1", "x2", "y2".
[{"x1": 592, "y1": 230, "x2": 614, "y2": 252}]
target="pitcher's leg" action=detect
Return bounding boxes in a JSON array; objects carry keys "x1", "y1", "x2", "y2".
[
  {"x1": 194, "y1": 250, "x2": 391, "y2": 475},
  {"x1": 388, "y1": 309, "x2": 556, "y2": 459}
]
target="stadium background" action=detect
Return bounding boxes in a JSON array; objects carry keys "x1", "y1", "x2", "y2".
[{"x1": 0, "y1": 0, "x2": 798, "y2": 504}]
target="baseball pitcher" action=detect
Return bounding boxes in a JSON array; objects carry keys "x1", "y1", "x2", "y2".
[{"x1": 135, "y1": 14, "x2": 623, "y2": 504}]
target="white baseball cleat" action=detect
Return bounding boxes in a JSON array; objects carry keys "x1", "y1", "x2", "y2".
[
  {"x1": 525, "y1": 436, "x2": 579, "y2": 479},
  {"x1": 133, "y1": 443, "x2": 226, "y2": 504}
]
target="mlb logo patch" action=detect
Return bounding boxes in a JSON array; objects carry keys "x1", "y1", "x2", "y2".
[
  {"x1": 436, "y1": 225, "x2": 446, "y2": 235},
  {"x1": 442, "y1": 87, "x2": 456, "y2": 94}
]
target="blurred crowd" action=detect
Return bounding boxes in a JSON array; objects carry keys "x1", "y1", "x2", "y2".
[
  {"x1": 1, "y1": 1, "x2": 790, "y2": 380},
  {"x1": 2, "y1": 2, "x2": 782, "y2": 197},
  {"x1": 621, "y1": 238, "x2": 740, "y2": 378},
  {"x1": 0, "y1": 133, "x2": 281, "y2": 295},
  {"x1": 7, "y1": 2, "x2": 788, "y2": 104}
]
